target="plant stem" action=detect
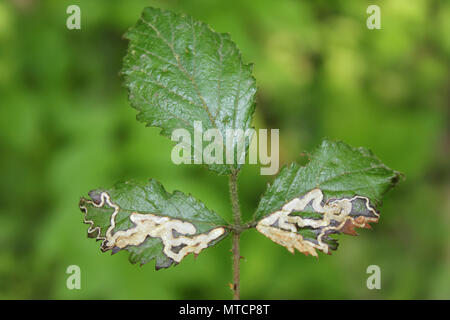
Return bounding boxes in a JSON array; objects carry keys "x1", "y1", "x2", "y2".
[{"x1": 229, "y1": 170, "x2": 242, "y2": 300}]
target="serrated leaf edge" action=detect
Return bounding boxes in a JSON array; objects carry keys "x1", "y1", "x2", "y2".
[
  {"x1": 79, "y1": 191, "x2": 226, "y2": 263},
  {"x1": 121, "y1": 7, "x2": 257, "y2": 175},
  {"x1": 253, "y1": 139, "x2": 402, "y2": 221}
]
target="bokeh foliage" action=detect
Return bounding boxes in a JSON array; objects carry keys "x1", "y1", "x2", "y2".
[{"x1": 0, "y1": 0, "x2": 448, "y2": 299}]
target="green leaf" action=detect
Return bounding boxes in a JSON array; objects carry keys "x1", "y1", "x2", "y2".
[
  {"x1": 122, "y1": 7, "x2": 257, "y2": 175},
  {"x1": 254, "y1": 139, "x2": 402, "y2": 257},
  {"x1": 79, "y1": 179, "x2": 230, "y2": 270}
]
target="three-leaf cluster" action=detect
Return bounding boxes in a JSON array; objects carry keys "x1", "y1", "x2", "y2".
[{"x1": 79, "y1": 7, "x2": 401, "y2": 270}]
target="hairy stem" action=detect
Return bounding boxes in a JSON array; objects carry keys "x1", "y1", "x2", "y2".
[{"x1": 229, "y1": 170, "x2": 242, "y2": 300}]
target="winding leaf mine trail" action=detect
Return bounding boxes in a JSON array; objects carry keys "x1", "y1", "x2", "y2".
[
  {"x1": 80, "y1": 192, "x2": 225, "y2": 263},
  {"x1": 256, "y1": 188, "x2": 379, "y2": 256}
]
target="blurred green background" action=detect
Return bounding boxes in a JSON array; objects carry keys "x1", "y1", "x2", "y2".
[{"x1": 0, "y1": 0, "x2": 449, "y2": 299}]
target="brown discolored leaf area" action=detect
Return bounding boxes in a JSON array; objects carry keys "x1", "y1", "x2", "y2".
[{"x1": 255, "y1": 140, "x2": 401, "y2": 257}]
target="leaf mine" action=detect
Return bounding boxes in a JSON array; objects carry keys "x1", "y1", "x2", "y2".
[
  {"x1": 256, "y1": 188, "x2": 379, "y2": 257},
  {"x1": 254, "y1": 139, "x2": 401, "y2": 257},
  {"x1": 79, "y1": 180, "x2": 229, "y2": 269}
]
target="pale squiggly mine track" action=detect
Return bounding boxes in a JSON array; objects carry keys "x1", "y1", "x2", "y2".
[
  {"x1": 79, "y1": 192, "x2": 225, "y2": 263},
  {"x1": 256, "y1": 188, "x2": 379, "y2": 257}
]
